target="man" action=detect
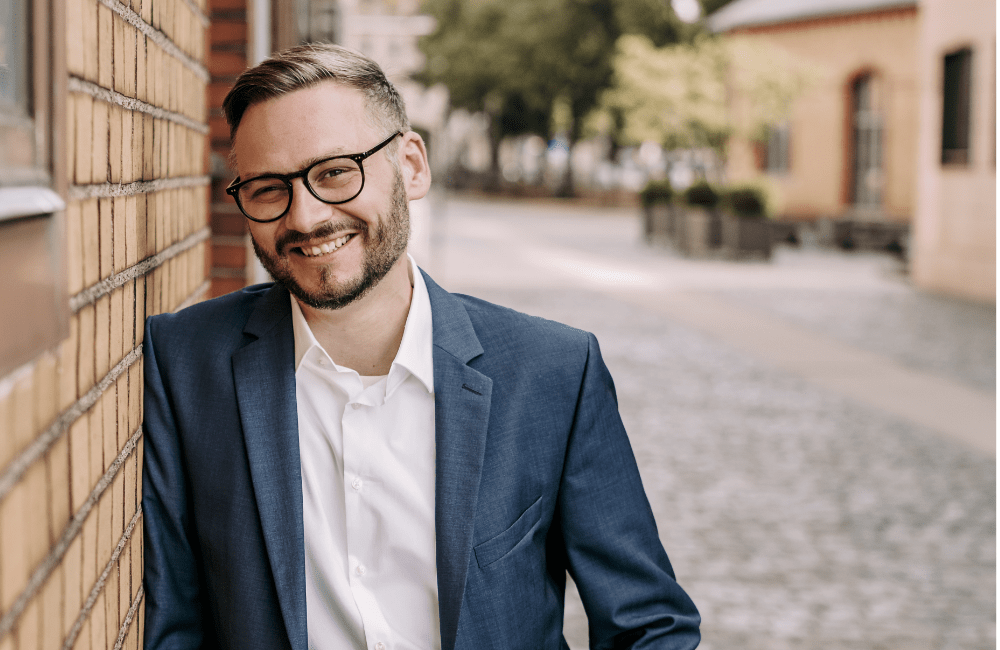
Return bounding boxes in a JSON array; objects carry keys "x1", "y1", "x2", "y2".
[{"x1": 142, "y1": 44, "x2": 699, "y2": 650}]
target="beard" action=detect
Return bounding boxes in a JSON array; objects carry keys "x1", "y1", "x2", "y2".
[{"x1": 251, "y1": 172, "x2": 411, "y2": 310}]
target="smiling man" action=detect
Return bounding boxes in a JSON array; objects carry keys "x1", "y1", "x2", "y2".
[{"x1": 141, "y1": 44, "x2": 700, "y2": 650}]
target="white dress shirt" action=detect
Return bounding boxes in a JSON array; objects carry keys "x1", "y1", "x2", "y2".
[{"x1": 292, "y1": 255, "x2": 439, "y2": 650}]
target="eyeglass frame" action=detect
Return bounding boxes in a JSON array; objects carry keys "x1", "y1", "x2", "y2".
[{"x1": 225, "y1": 131, "x2": 404, "y2": 223}]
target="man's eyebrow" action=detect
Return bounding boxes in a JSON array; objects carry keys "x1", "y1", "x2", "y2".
[{"x1": 243, "y1": 148, "x2": 353, "y2": 178}]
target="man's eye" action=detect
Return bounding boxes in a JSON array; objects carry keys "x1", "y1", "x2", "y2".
[{"x1": 248, "y1": 184, "x2": 286, "y2": 202}]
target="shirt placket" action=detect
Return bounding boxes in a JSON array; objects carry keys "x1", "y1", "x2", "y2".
[{"x1": 343, "y1": 383, "x2": 393, "y2": 650}]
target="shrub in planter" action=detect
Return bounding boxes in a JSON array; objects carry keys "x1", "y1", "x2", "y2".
[
  {"x1": 723, "y1": 185, "x2": 767, "y2": 218},
  {"x1": 680, "y1": 181, "x2": 722, "y2": 253},
  {"x1": 640, "y1": 179, "x2": 674, "y2": 207},
  {"x1": 719, "y1": 183, "x2": 772, "y2": 259},
  {"x1": 682, "y1": 181, "x2": 719, "y2": 209},
  {"x1": 640, "y1": 179, "x2": 674, "y2": 242}
]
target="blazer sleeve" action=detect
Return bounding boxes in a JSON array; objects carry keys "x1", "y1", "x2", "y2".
[
  {"x1": 558, "y1": 333, "x2": 700, "y2": 650},
  {"x1": 141, "y1": 315, "x2": 206, "y2": 649}
]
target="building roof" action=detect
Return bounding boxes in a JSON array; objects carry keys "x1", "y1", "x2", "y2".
[{"x1": 707, "y1": 0, "x2": 917, "y2": 33}]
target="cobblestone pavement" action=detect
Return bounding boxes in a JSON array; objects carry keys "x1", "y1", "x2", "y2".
[{"x1": 419, "y1": 194, "x2": 996, "y2": 650}]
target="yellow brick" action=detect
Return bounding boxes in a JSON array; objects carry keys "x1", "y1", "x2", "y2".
[
  {"x1": 113, "y1": 16, "x2": 125, "y2": 94},
  {"x1": 81, "y1": 509, "x2": 98, "y2": 614},
  {"x1": 136, "y1": 436, "x2": 143, "y2": 502},
  {"x1": 91, "y1": 99, "x2": 109, "y2": 185},
  {"x1": 125, "y1": 196, "x2": 138, "y2": 268},
  {"x1": 75, "y1": 94, "x2": 93, "y2": 185},
  {"x1": 90, "y1": 590, "x2": 107, "y2": 650},
  {"x1": 69, "y1": 414, "x2": 90, "y2": 513},
  {"x1": 102, "y1": 387, "x2": 118, "y2": 479},
  {"x1": 47, "y1": 433, "x2": 71, "y2": 545},
  {"x1": 150, "y1": 118, "x2": 160, "y2": 181},
  {"x1": 136, "y1": 36, "x2": 147, "y2": 103},
  {"x1": 134, "y1": 280, "x2": 145, "y2": 346},
  {"x1": 121, "y1": 110, "x2": 134, "y2": 184},
  {"x1": 82, "y1": 0, "x2": 99, "y2": 82},
  {"x1": 11, "y1": 368, "x2": 34, "y2": 456},
  {"x1": 34, "y1": 350, "x2": 59, "y2": 436},
  {"x1": 123, "y1": 450, "x2": 136, "y2": 527},
  {"x1": 17, "y1": 596, "x2": 41, "y2": 650},
  {"x1": 0, "y1": 630, "x2": 10, "y2": 650},
  {"x1": 124, "y1": 26, "x2": 137, "y2": 98},
  {"x1": 59, "y1": 316, "x2": 80, "y2": 410},
  {"x1": 112, "y1": 197, "x2": 127, "y2": 273},
  {"x1": 118, "y1": 543, "x2": 131, "y2": 626},
  {"x1": 105, "y1": 562, "x2": 120, "y2": 640},
  {"x1": 0, "y1": 465, "x2": 29, "y2": 611},
  {"x1": 110, "y1": 287, "x2": 124, "y2": 367},
  {"x1": 140, "y1": 114, "x2": 151, "y2": 181},
  {"x1": 128, "y1": 364, "x2": 141, "y2": 438},
  {"x1": 109, "y1": 104, "x2": 122, "y2": 184},
  {"x1": 65, "y1": 201, "x2": 84, "y2": 295},
  {"x1": 116, "y1": 375, "x2": 127, "y2": 451},
  {"x1": 97, "y1": 483, "x2": 114, "y2": 568},
  {"x1": 22, "y1": 459, "x2": 50, "y2": 574},
  {"x1": 96, "y1": 197, "x2": 112, "y2": 281},
  {"x1": 66, "y1": 92, "x2": 78, "y2": 183},
  {"x1": 81, "y1": 198, "x2": 100, "y2": 287},
  {"x1": 139, "y1": 0, "x2": 151, "y2": 26},
  {"x1": 64, "y1": 0, "x2": 83, "y2": 75},
  {"x1": 111, "y1": 454, "x2": 125, "y2": 537},
  {"x1": 95, "y1": 295, "x2": 111, "y2": 380},
  {"x1": 88, "y1": 396, "x2": 104, "y2": 484},
  {"x1": 0, "y1": 388, "x2": 14, "y2": 473},
  {"x1": 98, "y1": 5, "x2": 113, "y2": 89},
  {"x1": 77, "y1": 304, "x2": 96, "y2": 397}
]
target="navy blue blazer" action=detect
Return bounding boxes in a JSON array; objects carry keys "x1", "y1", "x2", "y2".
[{"x1": 142, "y1": 271, "x2": 700, "y2": 650}]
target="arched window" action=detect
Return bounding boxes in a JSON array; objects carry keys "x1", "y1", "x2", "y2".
[{"x1": 851, "y1": 73, "x2": 884, "y2": 210}]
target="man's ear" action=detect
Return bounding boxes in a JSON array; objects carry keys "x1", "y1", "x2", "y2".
[{"x1": 398, "y1": 131, "x2": 431, "y2": 201}]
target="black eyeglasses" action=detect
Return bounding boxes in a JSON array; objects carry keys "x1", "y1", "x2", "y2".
[{"x1": 226, "y1": 132, "x2": 403, "y2": 223}]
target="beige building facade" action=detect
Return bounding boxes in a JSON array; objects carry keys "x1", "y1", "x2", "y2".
[
  {"x1": 712, "y1": 1, "x2": 919, "y2": 223},
  {"x1": 910, "y1": 0, "x2": 995, "y2": 302}
]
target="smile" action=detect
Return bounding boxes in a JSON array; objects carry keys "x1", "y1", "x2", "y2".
[{"x1": 297, "y1": 234, "x2": 353, "y2": 257}]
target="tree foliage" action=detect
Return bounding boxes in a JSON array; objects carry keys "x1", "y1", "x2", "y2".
[
  {"x1": 593, "y1": 33, "x2": 814, "y2": 156},
  {"x1": 417, "y1": 0, "x2": 687, "y2": 192}
]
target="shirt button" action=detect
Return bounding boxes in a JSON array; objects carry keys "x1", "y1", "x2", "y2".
[
  {"x1": 352, "y1": 477, "x2": 363, "y2": 491},
  {"x1": 317, "y1": 357, "x2": 326, "y2": 366},
  {"x1": 375, "y1": 643, "x2": 385, "y2": 650},
  {"x1": 356, "y1": 564, "x2": 366, "y2": 576},
  {"x1": 351, "y1": 403, "x2": 362, "y2": 410}
]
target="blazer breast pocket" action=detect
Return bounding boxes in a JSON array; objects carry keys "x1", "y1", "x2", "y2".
[{"x1": 473, "y1": 496, "x2": 544, "y2": 569}]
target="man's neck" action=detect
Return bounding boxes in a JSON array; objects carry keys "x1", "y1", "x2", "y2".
[{"x1": 296, "y1": 256, "x2": 413, "y2": 376}]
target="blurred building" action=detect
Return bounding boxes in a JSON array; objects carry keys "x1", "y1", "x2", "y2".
[
  {"x1": 910, "y1": 0, "x2": 995, "y2": 302},
  {"x1": 710, "y1": 0, "x2": 920, "y2": 226},
  {"x1": 0, "y1": 0, "x2": 209, "y2": 642},
  {"x1": 207, "y1": 0, "x2": 442, "y2": 294},
  {"x1": 710, "y1": 0, "x2": 995, "y2": 302}
]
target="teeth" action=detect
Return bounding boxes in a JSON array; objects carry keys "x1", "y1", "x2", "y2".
[{"x1": 301, "y1": 234, "x2": 351, "y2": 257}]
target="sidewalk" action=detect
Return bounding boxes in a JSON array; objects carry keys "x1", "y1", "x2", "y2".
[{"x1": 423, "y1": 194, "x2": 996, "y2": 650}]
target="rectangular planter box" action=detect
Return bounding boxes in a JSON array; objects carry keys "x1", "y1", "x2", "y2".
[{"x1": 722, "y1": 214, "x2": 773, "y2": 260}]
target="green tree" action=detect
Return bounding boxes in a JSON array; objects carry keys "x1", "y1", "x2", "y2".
[{"x1": 418, "y1": 0, "x2": 685, "y2": 195}]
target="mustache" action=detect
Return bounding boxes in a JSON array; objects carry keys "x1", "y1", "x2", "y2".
[{"x1": 275, "y1": 218, "x2": 368, "y2": 255}]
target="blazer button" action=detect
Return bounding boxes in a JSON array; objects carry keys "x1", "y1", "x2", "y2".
[{"x1": 375, "y1": 643, "x2": 385, "y2": 650}]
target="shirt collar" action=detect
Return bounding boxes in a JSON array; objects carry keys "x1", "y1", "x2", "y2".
[{"x1": 290, "y1": 254, "x2": 434, "y2": 395}]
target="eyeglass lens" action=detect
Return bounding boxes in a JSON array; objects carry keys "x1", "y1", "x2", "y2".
[{"x1": 236, "y1": 157, "x2": 364, "y2": 222}]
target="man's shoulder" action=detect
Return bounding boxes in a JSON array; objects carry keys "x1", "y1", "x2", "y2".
[
  {"x1": 146, "y1": 282, "x2": 280, "y2": 343},
  {"x1": 450, "y1": 291, "x2": 593, "y2": 360}
]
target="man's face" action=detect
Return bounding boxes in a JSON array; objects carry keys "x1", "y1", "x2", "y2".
[{"x1": 233, "y1": 82, "x2": 410, "y2": 310}]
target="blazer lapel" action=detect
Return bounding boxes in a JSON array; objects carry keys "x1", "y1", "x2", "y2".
[
  {"x1": 232, "y1": 285, "x2": 307, "y2": 650},
  {"x1": 424, "y1": 272, "x2": 493, "y2": 650}
]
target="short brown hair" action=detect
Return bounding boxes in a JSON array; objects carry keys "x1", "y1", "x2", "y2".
[{"x1": 222, "y1": 43, "x2": 410, "y2": 142}]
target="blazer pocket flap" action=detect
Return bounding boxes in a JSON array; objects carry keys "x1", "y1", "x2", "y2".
[{"x1": 474, "y1": 496, "x2": 544, "y2": 569}]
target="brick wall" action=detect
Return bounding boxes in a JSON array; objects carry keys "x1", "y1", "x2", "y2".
[
  {"x1": 0, "y1": 0, "x2": 209, "y2": 645},
  {"x1": 207, "y1": 0, "x2": 252, "y2": 297}
]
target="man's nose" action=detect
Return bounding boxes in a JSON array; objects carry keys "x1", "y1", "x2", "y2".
[{"x1": 282, "y1": 177, "x2": 332, "y2": 233}]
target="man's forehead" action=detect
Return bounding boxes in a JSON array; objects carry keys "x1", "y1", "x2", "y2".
[{"x1": 232, "y1": 82, "x2": 374, "y2": 174}]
